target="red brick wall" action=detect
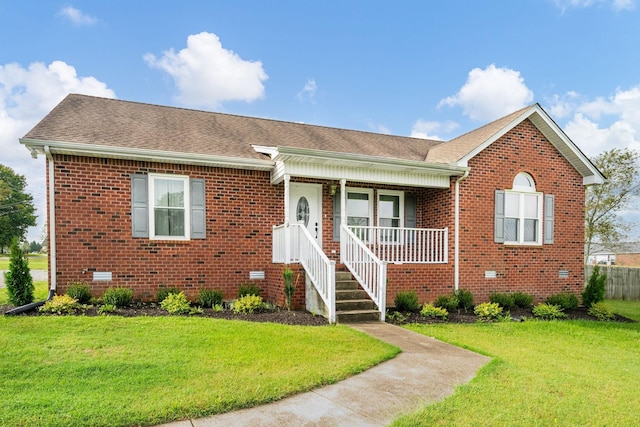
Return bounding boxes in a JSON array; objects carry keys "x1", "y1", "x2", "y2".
[
  {"x1": 456, "y1": 119, "x2": 586, "y2": 303},
  {"x1": 50, "y1": 155, "x2": 285, "y2": 302}
]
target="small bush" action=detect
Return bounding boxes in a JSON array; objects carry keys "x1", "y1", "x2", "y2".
[
  {"x1": 512, "y1": 292, "x2": 534, "y2": 309},
  {"x1": 474, "y1": 302, "x2": 503, "y2": 321},
  {"x1": 588, "y1": 302, "x2": 615, "y2": 321},
  {"x1": 160, "y1": 292, "x2": 192, "y2": 315},
  {"x1": 237, "y1": 283, "x2": 261, "y2": 298},
  {"x1": 102, "y1": 287, "x2": 134, "y2": 308},
  {"x1": 98, "y1": 304, "x2": 117, "y2": 315},
  {"x1": 283, "y1": 267, "x2": 296, "y2": 310},
  {"x1": 420, "y1": 303, "x2": 448, "y2": 320},
  {"x1": 5, "y1": 237, "x2": 34, "y2": 306},
  {"x1": 233, "y1": 294, "x2": 263, "y2": 314},
  {"x1": 394, "y1": 291, "x2": 420, "y2": 312},
  {"x1": 212, "y1": 303, "x2": 224, "y2": 312},
  {"x1": 455, "y1": 289, "x2": 474, "y2": 311},
  {"x1": 157, "y1": 285, "x2": 180, "y2": 303},
  {"x1": 198, "y1": 289, "x2": 224, "y2": 308},
  {"x1": 386, "y1": 310, "x2": 407, "y2": 323},
  {"x1": 532, "y1": 303, "x2": 567, "y2": 320},
  {"x1": 583, "y1": 266, "x2": 606, "y2": 307},
  {"x1": 545, "y1": 292, "x2": 579, "y2": 310},
  {"x1": 434, "y1": 294, "x2": 459, "y2": 312},
  {"x1": 489, "y1": 292, "x2": 515, "y2": 310},
  {"x1": 39, "y1": 295, "x2": 78, "y2": 315},
  {"x1": 66, "y1": 282, "x2": 92, "y2": 304}
]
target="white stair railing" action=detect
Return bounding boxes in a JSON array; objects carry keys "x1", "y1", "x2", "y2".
[
  {"x1": 341, "y1": 224, "x2": 387, "y2": 321},
  {"x1": 273, "y1": 223, "x2": 335, "y2": 323}
]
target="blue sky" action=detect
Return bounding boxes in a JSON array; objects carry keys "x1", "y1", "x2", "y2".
[{"x1": 1, "y1": 0, "x2": 640, "y2": 241}]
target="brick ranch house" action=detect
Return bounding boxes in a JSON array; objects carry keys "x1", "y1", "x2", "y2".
[{"x1": 21, "y1": 94, "x2": 604, "y2": 322}]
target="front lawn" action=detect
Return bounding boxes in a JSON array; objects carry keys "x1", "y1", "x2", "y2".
[
  {"x1": 0, "y1": 254, "x2": 48, "y2": 270},
  {"x1": 393, "y1": 318, "x2": 640, "y2": 426},
  {"x1": 0, "y1": 316, "x2": 399, "y2": 426}
]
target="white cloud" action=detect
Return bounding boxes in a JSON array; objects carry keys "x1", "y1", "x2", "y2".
[
  {"x1": 553, "y1": 86, "x2": 640, "y2": 157},
  {"x1": 410, "y1": 120, "x2": 459, "y2": 141},
  {"x1": 58, "y1": 6, "x2": 97, "y2": 26},
  {"x1": 296, "y1": 79, "x2": 317, "y2": 103},
  {"x1": 552, "y1": 0, "x2": 635, "y2": 11},
  {"x1": 438, "y1": 64, "x2": 534, "y2": 122},
  {"x1": 144, "y1": 32, "x2": 268, "y2": 109},
  {"x1": 0, "y1": 61, "x2": 115, "y2": 240}
]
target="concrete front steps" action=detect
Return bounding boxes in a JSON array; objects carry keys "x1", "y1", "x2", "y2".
[{"x1": 335, "y1": 270, "x2": 381, "y2": 323}]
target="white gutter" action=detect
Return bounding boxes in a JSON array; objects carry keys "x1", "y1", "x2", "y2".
[
  {"x1": 454, "y1": 169, "x2": 470, "y2": 291},
  {"x1": 44, "y1": 146, "x2": 57, "y2": 294}
]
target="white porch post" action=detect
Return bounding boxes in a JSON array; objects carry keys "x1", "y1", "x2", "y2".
[
  {"x1": 339, "y1": 178, "x2": 347, "y2": 263},
  {"x1": 284, "y1": 174, "x2": 291, "y2": 263}
]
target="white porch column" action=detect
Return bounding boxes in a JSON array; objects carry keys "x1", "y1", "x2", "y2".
[
  {"x1": 340, "y1": 178, "x2": 346, "y2": 263},
  {"x1": 284, "y1": 174, "x2": 291, "y2": 263}
]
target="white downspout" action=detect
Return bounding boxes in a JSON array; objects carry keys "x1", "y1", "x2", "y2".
[
  {"x1": 454, "y1": 170, "x2": 470, "y2": 292},
  {"x1": 44, "y1": 146, "x2": 56, "y2": 295}
]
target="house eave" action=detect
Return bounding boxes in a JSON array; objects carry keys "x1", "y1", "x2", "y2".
[{"x1": 20, "y1": 138, "x2": 275, "y2": 171}]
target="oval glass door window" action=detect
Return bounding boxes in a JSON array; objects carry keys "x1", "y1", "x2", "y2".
[{"x1": 296, "y1": 197, "x2": 310, "y2": 227}]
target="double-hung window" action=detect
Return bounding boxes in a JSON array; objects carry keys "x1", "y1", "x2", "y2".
[
  {"x1": 496, "y1": 172, "x2": 554, "y2": 245},
  {"x1": 377, "y1": 190, "x2": 404, "y2": 243},
  {"x1": 131, "y1": 173, "x2": 206, "y2": 240},
  {"x1": 346, "y1": 189, "x2": 373, "y2": 241}
]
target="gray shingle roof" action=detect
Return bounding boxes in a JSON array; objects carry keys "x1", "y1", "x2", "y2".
[{"x1": 23, "y1": 94, "x2": 443, "y2": 163}]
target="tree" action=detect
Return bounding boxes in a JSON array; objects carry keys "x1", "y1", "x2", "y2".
[
  {"x1": 5, "y1": 237, "x2": 34, "y2": 306},
  {"x1": 29, "y1": 240, "x2": 43, "y2": 253},
  {"x1": 585, "y1": 148, "x2": 640, "y2": 262},
  {"x1": 0, "y1": 164, "x2": 37, "y2": 252}
]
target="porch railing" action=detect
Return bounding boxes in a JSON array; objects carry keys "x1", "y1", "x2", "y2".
[
  {"x1": 341, "y1": 224, "x2": 387, "y2": 321},
  {"x1": 347, "y1": 226, "x2": 448, "y2": 264},
  {"x1": 272, "y1": 223, "x2": 336, "y2": 323}
]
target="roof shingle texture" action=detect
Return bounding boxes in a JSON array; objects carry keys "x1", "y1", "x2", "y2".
[{"x1": 24, "y1": 94, "x2": 446, "y2": 162}]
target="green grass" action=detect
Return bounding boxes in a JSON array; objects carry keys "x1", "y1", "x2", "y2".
[
  {"x1": 0, "y1": 316, "x2": 399, "y2": 427},
  {"x1": 0, "y1": 281, "x2": 49, "y2": 305},
  {"x1": 0, "y1": 254, "x2": 48, "y2": 270},
  {"x1": 604, "y1": 299, "x2": 640, "y2": 321},
  {"x1": 393, "y1": 318, "x2": 640, "y2": 427}
]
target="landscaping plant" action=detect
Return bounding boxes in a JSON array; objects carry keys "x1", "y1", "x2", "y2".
[
  {"x1": 157, "y1": 285, "x2": 180, "y2": 302},
  {"x1": 588, "y1": 302, "x2": 615, "y2": 321},
  {"x1": 455, "y1": 288, "x2": 474, "y2": 311},
  {"x1": 198, "y1": 288, "x2": 224, "y2": 308},
  {"x1": 420, "y1": 303, "x2": 448, "y2": 320},
  {"x1": 394, "y1": 291, "x2": 420, "y2": 312},
  {"x1": 4, "y1": 237, "x2": 34, "y2": 306},
  {"x1": 233, "y1": 294, "x2": 263, "y2": 314},
  {"x1": 474, "y1": 302, "x2": 504, "y2": 322},
  {"x1": 434, "y1": 294, "x2": 458, "y2": 312},
  {"x1": 65, "y1": 282, "x2": 92, "y2": 304},
  {"x1": 545, "y1": 292, "x2": 579, "y2": 310},
  {"x1": 489, "y1": 292, "x2": 515, "y2": 310},
  {"x1": 102, "y1": 287, "x2": 134, "y2": 308},
  {"x1": 160, "y1": 291, "x2": 192, "y2": 315},
  {"x1": 512, "y1": 292, "x2": 534, "y2": 309},
  {"x1": 237, "y1": 282, "x2": 261, "y2": 298},
  {"x1": 283, "y1": 266, "x2": 295, "y2": 310},
  {"x1": 532, "y1": 303, "x2": 567, "y2": 320},
  {"x1": 583, "y1": 265, "x2": 606, "y2": 307},
  {"x1": 39, "y1": 295, "x2": 78, "y2": 315}
]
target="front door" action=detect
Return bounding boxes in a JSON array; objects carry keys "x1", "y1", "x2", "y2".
[{"x1": 289, "y1": 183, "x2": 322, "y2": 247}]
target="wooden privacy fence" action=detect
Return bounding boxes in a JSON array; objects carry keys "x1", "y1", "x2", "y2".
[{"x1": 585, "y1": 265, "x2": 640, "y2": 301}]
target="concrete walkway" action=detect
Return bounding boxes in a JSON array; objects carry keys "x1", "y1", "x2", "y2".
[{"x1": 157, "y1": 322, "x2": 490, "y2": 427}]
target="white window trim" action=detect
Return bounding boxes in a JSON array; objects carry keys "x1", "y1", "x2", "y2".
[
  {"x1": 377, "y1": 190, "x2": 404, "y2": 245},
  {"x1": 148, "y1": 173, "x2": 190, "y2": 241},
  {"x1": 504, "y1": 190, "x2": 543, "y2": 246}
]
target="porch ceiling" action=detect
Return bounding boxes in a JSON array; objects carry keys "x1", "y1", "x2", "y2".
[{"x1": 265, "y1": 146, "x2": 467, "y2": 188}]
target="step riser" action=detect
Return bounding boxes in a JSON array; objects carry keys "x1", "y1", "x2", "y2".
[
  {"x1": 336, "y1": 290, "x2": 369, "y2": 300},
  {"x1": 337, "y1": 312, "x2": 381, "y2": 323},
  {"x1": 336, "y1": 300, "x2": 377, "y2": 311},
  {"x1": 336, "y1": 281, "x2": 359, "y2": 291}
]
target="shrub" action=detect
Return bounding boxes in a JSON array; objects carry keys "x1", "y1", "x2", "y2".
[
  {"x1": 588, "y1": 302, "x2": 614, "y2": 321},
  {"x1": 283, "y1": 267, "x2": 296, "y2": 310},
  {"x1": 157, "y1": 285, "x2": 180, "y2": 303},
  {"x1": 102, "y1": 287, "x2": 134, "y2": 308},
  {"x1": 434, "y1": 294, "x2": 459, "y2": 312},
  {"x1": 39, "y1": 295, "x2": 78, "y2": 315},
  {"x1": 394, "y1": 291, "x2": 420, "y2": 312},
  {"x1": 386, "y1": 310, "x2": 407, "y2": 323},
  {"x1": 455, "y1": 289, "x2": 474, "y2": 311},
  {"x1": 420, "y1": 303, "x2": 448, "y2": 320},
  {"x1": 545, "y1": 292, "x2": 579, "y2": 310},
  {"x1": 198, "y1": 289, "x2": 224, "y2": 308},
  {"x1": 583, "y1": 266, "x2": 606, "y2": 307},
  {"x1": 512, "y1": 292, "x2": 534, "y2": 309},
  {"x1": 233, "y1": 294, "x2": 263, "y2": 314},
  {"x1": 4, "y1": 237, "x2": 34, "y2": 306},
  {"x1": 474, "y1": 302, "x2": 503, "y2": 321},
  {"x1": 237, "y1": 283, "x2": 261, "y2": 298},
  {"x1": 489, "y1": 292, "x2": 515, "y2": 310},
  {"x1": 160, "y1": 292, "x2": 192, "y2": 315},
  {"x1": 532, "y1": 303, "x2": 567, "y2": 320},
  {"x1": 66, "y1": 282, "x2": 92, "y2": 304},
  {"x1": 98, "y1": 304, "x2": 117, "y2": 315}
]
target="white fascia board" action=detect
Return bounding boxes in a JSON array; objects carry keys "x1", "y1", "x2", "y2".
[{"x1": 20, "y1": 138, "x2": 275, "y2": 171}]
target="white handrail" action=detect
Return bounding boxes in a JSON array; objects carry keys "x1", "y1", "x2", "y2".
[
  {"x1": 348, "y1": 226, "x2": 448, "y2": 264},
  {"x1": 341, "y1": 224, "x2": 387, "y2": 321}
]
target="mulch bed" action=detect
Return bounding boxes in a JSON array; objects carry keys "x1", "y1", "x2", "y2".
[{"x1": 1, "y1": 303, "x2": 635, "y2": 325}]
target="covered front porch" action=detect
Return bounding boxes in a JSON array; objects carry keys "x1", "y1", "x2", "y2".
[{"x1": 258, "y1": 145, "x2": 467, "y2": 322}]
